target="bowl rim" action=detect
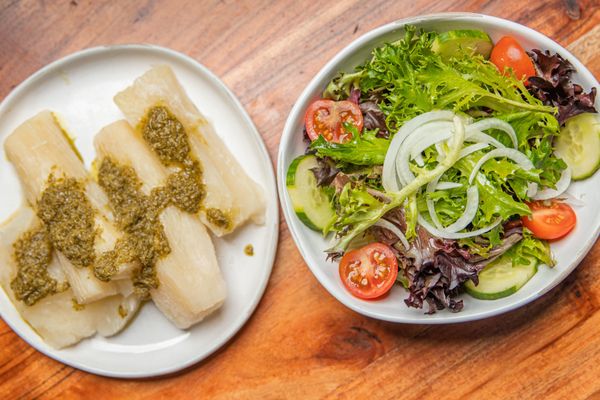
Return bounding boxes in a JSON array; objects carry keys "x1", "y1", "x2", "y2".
[{"x1": 277, "y1": 12, "x2": 600, "y2": 324}]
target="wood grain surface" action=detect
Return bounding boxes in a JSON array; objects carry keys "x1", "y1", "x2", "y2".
[{"x1": 1, "y1": 0, "x2": 599, "y2": 399}]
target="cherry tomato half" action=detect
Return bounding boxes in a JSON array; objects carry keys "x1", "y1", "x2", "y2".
[
  {"x1": 304, "y1": 99, "x2": 363, "y2": 143},
  {"x1": 522, "y1": 200, "x2": 576, "y2": 240},
  {"x1": 339, "y1": 242, "x2": 398, "y2": 299},
  {"x1": 490, "y1": 36, "x2": 536, "y2": 82}
]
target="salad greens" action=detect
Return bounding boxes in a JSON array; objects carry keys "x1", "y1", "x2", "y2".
[
  {"x1": 514, "y1": 230, "x2": 555, "y2": 268},
  {"x1": 528, "y1": 49, "x2": 598, "y2": 124},
  {"x1": 326, "y1": 26, "x2": 553, "y2": 128},
  {"x1": 327, "y1": 116, "x2": 466, "y2": 253},
  {"x1": 288, "y1": 25, "x2": 595, "y2": 313},
  {"x1": 321, "y1": 27, "x2": 562, "y2": 257},
  {"x1": 310, "y1": 125, "x2": 389, "y2": 166}
]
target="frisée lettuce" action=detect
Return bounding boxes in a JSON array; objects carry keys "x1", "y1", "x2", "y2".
[{"x1": 288, "y1": 25, "x2": 592, "y2": 314}]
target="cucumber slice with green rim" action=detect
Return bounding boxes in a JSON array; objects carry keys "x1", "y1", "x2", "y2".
[
  {"x1": 432, "y1": 30, "x2": 494, "y2": 60},
  {"x1": 554, "y1": 112, "x2": 600, "y2": 180},
  {"x1": 465, "y1": 254, "x2": 538, "y2": 300},
  {"x1": 286, "y1": 155, "x2": 336, "y2": 232}
]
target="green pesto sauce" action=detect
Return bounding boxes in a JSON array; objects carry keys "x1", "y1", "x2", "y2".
[
  {"x1": 10, "y1": 228, "x2": 67, "y2": 306},
  {"x1": 37, "y1": 177, "x2": 96, "y2": 268},
  {"x1": 97, "y1": 157, "x2": 170, "y2": 298},
  {"x1": 118, "y1": 304, "x2": 128, "y2": 318},
  {"x1": 140, "y1": 105, "x2": 230, "y2": 226},
  {"x1": 94, "y1": 106, "x2": 231, "y2": 296},
  {"x1": 141, "y1": 106, "x2": 190, "y2": 165},
  {"x1": 206, "y1": 208, "x2": 231, "y2": 230},
  {"x1": 94, "y1": 249, "x2": 119, "y2": 282},
  {"x1": 244, "y1": 244, "x2": 254, "y2": 256},
  {"x1": 167, "y1": 160, "x2": 205, "y2": 213}
]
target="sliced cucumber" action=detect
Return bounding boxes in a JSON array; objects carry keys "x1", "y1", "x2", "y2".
[
  {"x1": 432, "y1": 30, "x2": 493, "y2": 60},
  {"x1": 465, "y1": 254, "x2": 538, "y2": 300},
  {"x1": 286, "y1": 155, "x2": 336, "y2": 232},
  {"x1": 555, "y1": 113, "x2": 600, "y2": 180}
]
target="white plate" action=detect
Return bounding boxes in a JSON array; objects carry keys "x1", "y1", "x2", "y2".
[
  {"x1": 278, "y1": 13, "x2": 600, "y2": 324},
  {"x1": 0, "y1": 45, "x2": 278, "y2": 377}
]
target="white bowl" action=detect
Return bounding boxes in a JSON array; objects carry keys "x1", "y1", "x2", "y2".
[{"x1": 277, "y1": 13, "x2": 600, "y2": 323}]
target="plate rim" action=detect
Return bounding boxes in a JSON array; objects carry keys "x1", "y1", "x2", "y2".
[
  {"x1": 277, "y1": 12, "x2": 600, "y2": 324},
  {"x1": 0, "y1": 43, "x2": 279, "y2": 378}
]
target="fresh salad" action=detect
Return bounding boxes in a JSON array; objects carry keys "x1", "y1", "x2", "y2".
[{"x1": 286, "y1": 26, "x2": 599, "y2": 313}]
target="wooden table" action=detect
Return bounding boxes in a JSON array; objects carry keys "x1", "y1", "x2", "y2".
[{"x1": 1, "y1": 0, "x2": 599, "y2": 398}]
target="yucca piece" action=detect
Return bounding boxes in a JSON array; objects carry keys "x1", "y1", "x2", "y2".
[
  {"x1": 114, "y1": 65, "x2": 265, "y2": 236},
  {"x1": 94, "y1": 121, "x2": 227, "y2": 329},
  {"x1": 0, "y1": 207, "x2": 140, "y2": 349},
  {"x1": 4, "y1": 111, "x2": 136, "y2": 303}
]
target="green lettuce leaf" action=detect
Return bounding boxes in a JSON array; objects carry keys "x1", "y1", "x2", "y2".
[
  {"x1": 323, "y1": 71, "x2": 363, "y2": 100},
  {"x1": 309, "y1": 125, "x2": 389, "y2": 166},
  {"x1": 512, "y1": 230, "x2": 555, "y2": 267},
  {"x1": 455, "y1": 152, "x2": 531, "y2": 227},
  {"x1": 404, "y1": 194, "x2": 418, "y2": 240},
  {"x1": 336, "y1": 183, "x2": 382, "y2": 226},
  {"x1": 334, "y1": 26, "x2": 555, "y2": 130},
  {"x1": 496, "y1": 111, "x2": 566, "y2": 188}
]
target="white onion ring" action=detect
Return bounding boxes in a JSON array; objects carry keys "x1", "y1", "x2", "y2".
[
  {"x1": 468, "y1": 118, "x2": 518, "y2": 148},
  {"x1": 374, "y1": 219, "x2": 410, "y2": 250},
  {"x1": 445, "y1": 185, "x2": 480, "y2": 233},
  {"x1": 465, "y1": 130, "x2": 506, "y2": 149},
  {"x1": 417, "y1": 214, "x2": 502, "y2": 239},
  {"x1": 409, "y1": 129, "x2": 453, "y2": 161},
  {"x1": 459, "y1": 143, "x2": 489, "y2": 159},
  {"x1": 426, "y1": 179, "x2": 479, "y2": 233},
  {"x1": 382, "y1": 111, "x2": 454, "y2": 191},
  {"x1": 395, "y1": 145, "x2": 415, "y2": 187},
  {"x1": 532, "y1": 167, "x2": 572, "y2": 200},
  {"x1": 435, "y1": 181, "x2": 463, "y2": 190},
  {"x1": 414, "y1": 153, "x2": 425, "y2": 167},
  {"x1": 426, "y1": 174, "x2": 445, "y2": 229},
  {"x1": 435, "y1": 142, "x2": 446, "y2": 160},
  {"x1": 396, "y1": 121, "x2": 459, "y2": 186},
  {"x1": 468, "y1": 148, "x2": 538, "y2": 197}
]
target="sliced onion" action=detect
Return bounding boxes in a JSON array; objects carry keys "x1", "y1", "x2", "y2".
[
  {"x1": 397, "y1": 121, "x2": 459, "y2": 186},
  {"x1": 435, "y1": 181, "x2": 463, "y2": 190},
  {"x1": 459, "y1": 143, "x2": 489, "y2": 159},
  {"x1": 469, "y1": 148, "x2": 533, "y2": 183},
  {"x1": 445, "y1": 185, "x2": 479, "y2": 233},
  {"x1": 409, "y1": 129, "x2": 453, "y2": 160},
  {"x1": 532, "y1": 167, "x2": 572, "y2": 200},
  {"x1": 414, "y1": 153, "x2": 425, "y2": 167},
  {"x1": 382, "y1": 111, "x2": 454, "y2": 191},
  {"x1": 374, "y1": 219, "x2": 410, "y2": 250},
  {"x1": 383, "y1": 114, "x2": 521, "y2": 192},
  {"x1": 426, "y1": 177, "x2": 478, "y2": 233},
  {"x1": 426, "y1": 198, "x2": 443, "y2": 229},
  {"x1": 418, "y1": 214, "x2": 502, "y2": 239},
  {"x1": 435, "y1": 142, "x2": 446, "y2": 160},
  {"x1": 465, "y1": 130, "x2": 506, "y2": 148},
  {"x1": 395, "y1": 146, "x2": 415, "y2": 187},
  {"x1": 468, "y1": 148, "x2": 538, "y2": 197},
  {"x1": 468, "y1": 118, "x2": 518, "y2": 148},
  {"x1": 426, "y1": 175, "x2": 445, "y2": 229}
]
